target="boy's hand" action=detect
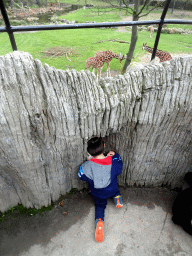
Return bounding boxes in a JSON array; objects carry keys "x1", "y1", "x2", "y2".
[
  {"x1": 87, "y1": 153, "x2": 93, "y2": 160},
  {"x1": 107, "y1": 151, "x2": 115, "y2": 156}
]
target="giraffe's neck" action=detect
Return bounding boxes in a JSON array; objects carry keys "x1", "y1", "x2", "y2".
[
  {"x1": 143, "y1": 45, "x2": 172, "y2": 62},
  {"x1": 111, "y1": 52, "x2": 122, "y2": 60},
  {"x1": 144, "y1": 45, "x2": 153, "y2": 54},
  {"x1": 95, "y1": 50, "x2": 123, "y2": 61}
]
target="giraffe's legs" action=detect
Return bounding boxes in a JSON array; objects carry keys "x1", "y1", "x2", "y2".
[
  {"x1": 107, "y1": 62, "x2": 109, "y2": 77},
  {"x1": 96, "y1": 68, "x2": 99, "y2": 80},
  {"x1": 96, "y1": 68, "x2": 100, "y2": 80},
  {"x1": 99, "y1": 68, "x2": 102, "y2": 79},
  {"x1": 106, "y1": 62, "x2": 111, "y2": 77},
  {"x1": 97, "y1": 66, "x2": 103, "y2": 79},
  {"x1": 108, "y1": 66, "x2": 111, "y2": 77}
]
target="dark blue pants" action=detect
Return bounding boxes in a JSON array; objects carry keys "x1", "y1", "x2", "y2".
[{"x1": 93, "y1": 189, "x2": 120, "y2": 221}]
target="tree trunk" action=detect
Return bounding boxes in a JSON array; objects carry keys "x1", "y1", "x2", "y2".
[
  {"x1": 10, "y1": 0, "x2": 15, "y2": 10},
  {"x1": 122, "y1": 0, "x2": 140, "y2": 73},
  {"x1": 121, "y1": 24, "x2": 138, "y2": 73},
  {"x1": 172, "y1": 0, "x2": 175, "y2": 13},
  {"x1": 0, "y1": 51, "x2": 191, "y2": 212}
]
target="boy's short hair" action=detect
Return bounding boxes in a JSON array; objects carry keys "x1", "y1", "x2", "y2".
[{"x1": 87, "y1": 137, "x2": 104, "y2": 156}]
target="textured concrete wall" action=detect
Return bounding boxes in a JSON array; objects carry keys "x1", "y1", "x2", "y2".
[{"x1": 0, "y1": 51, "x2": 191, "y2": 212}]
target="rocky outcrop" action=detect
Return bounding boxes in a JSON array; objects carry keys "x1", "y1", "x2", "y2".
[{"x1": 0, "y1": 51, "x2": 191, "y2": 212}]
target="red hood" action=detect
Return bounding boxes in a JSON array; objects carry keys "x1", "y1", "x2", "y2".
[{"x1": 90, "y1": 156, "x2": 112, "y2": 165}]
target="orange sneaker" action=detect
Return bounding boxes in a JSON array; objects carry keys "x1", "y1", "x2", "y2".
[
  {"x1": 95, "y1": 218, "x2": 104, "y2": 243},
  {"x1": 114, "y1": 195, "x2": 123, "y2": 208}
]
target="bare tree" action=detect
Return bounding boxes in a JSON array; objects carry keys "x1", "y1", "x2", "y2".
[
  {"x1": 7, "y1": 0, "x2": 48, "y2": 9},
  {"x1": 103, "y1": 0, "x2": 165, "y2": 73}
]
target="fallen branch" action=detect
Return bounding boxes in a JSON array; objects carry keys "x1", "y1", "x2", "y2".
[
  {"x1": 49, "y1": 52, "x2": 60, "y2": 59},
  {"x1": 93, "y1": 39, "x2": 130, "y2": 44},
  {"x1": 66, "y1": 53, "x2": 71, "y2": 62},
  {"x1": 12, "y1": 0, "x2": 30, "y2": 16}
]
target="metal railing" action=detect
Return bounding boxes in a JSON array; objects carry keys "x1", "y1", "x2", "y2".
[{"x1": 0, "y1": 0, "x2": 192, "y2": 61}]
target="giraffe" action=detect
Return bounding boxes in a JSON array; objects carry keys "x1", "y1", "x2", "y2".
[
  {"x1": 142, "y1": 43, "x2": 172, "y2": 62},
  {"x1": 94, "y1": 50, "x2": 126, "y2": 77},
  {"x1": 86, "y1": 56, "x2": 104, "y2": 79},
  {"x1": 149, "y1": 25, "x2": 154, "y2": 38}
]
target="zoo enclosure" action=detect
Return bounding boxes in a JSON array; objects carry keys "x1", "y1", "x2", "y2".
[{"x1": 0, "y1": 0, "x2": 192, "y2": 62}]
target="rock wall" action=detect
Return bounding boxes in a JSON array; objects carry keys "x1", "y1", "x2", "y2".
[{"x1": 0, "y1": 51, "x2": 191, "y2": 212}]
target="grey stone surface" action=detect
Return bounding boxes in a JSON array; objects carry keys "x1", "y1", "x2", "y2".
[
  {"x1": 0, "y1": 188, "x2": 192, "y2": 256},
  {"x1": 0, "y1": 51, "x2": 192, "y2": 212}
]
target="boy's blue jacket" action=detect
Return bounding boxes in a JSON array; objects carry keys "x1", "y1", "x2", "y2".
[{"x1": 78, "y1": 153, "x2": 123, "y2": 199}]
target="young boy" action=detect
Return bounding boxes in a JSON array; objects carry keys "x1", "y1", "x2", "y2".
[{"x1": 78, "y1": 137, "x2": 123, "y2": 243}]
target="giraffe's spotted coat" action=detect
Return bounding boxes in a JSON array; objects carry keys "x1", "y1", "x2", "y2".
[
  {"x1": 95, "y1": 50, "x2": 125, "y2": 77},
  {"x1": 86, "y1": 50, "x2": 126, "y2": 79},
  {"x1": 86, "y1": 57, "x2": 104, "y2": 79},
  {"x1": 142, "y1": 43, "x2": 172, "y2": 62}
]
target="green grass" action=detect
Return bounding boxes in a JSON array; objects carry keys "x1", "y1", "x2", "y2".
[
  {"x1": 67, "y1": 188, "x2": 79, "y2": 195},
  {"x1": 49, "y1": 0, "x2": 111, "y2": 6},
  {"x1": 0, "y1": 187, "x2": 82, "y2": 222},
  {"x1": 0, "y1": 28, "x2": 132, "y2": 72},
  {"x1": 0, "y1": 187, "x2": 84, "y2": 222},
  {"x1": 167, "y1": 24, "x2": 192, "y2": 30},
  {"x1": 0, "y1": 203, "x2": 54, "y2": 222},
  {"x1": 0, "y1": 7, "x2": 191, "y2": 74},
  {"x1": 0, "y1": 28, "x2": 191, "y2": 73},
  {"x1": 58, "y1": 8, "x2": 123, "y2": 23}
]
